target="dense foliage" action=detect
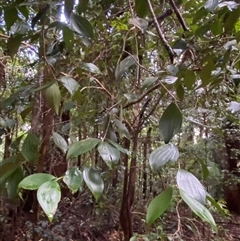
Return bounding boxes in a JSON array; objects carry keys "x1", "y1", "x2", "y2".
[{"x1": 1, "y1": 0, "x2": 240, "y2": 240}]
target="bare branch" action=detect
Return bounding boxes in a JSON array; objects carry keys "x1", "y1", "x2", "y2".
[
  {"x1": 147, "y1": 0, "x2": 175, "y2": 63},
  {"x1": 168, "y1": 0, "x2": 189, "y2": 31}
]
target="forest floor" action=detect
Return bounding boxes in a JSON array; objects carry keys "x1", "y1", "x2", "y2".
[{"x1": 1, "y1": 193, "x2": 240, "y2": 241}]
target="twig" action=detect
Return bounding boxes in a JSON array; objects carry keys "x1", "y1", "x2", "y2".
[
  {"x1": 146, "y1": 0, "x2": 175, "y2": 63},
  {"x1": 168, "y1": 0, "x2": 189, "y2": 31}
]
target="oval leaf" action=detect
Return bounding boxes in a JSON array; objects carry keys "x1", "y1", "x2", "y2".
[
  {"x1": 114, "y1": 119, "x2": 131, "y2": 139},
  {"x1": 67, "y1": 138, "x2": 100, "y2": 159},
  {"x1": 18, "y1": 173, "x2": 55, "y2": 190},
  {"x1": 70, "y1": 12, "x2": 94, "y2": 39},
  {"x1": 22, "y1": 133, "x2": 40, "y2": 162},
  {"x1": 115, "y1": 55, "x2": 136, "y2": 80},
  {"x1": 63, "y1": 167, "x2": 83, "y2": 193},
  {"x1": 82, "y1": 63, "x2": 102, "y2": 74},
  {"x1": 60, "y1": 76, "x2": 79, "y2": 95},
  {"x1": 149, "y1": 144, "x2": 179, "y2": 172},
  {"x1": 44, "y1": 82, "x2": 61, "y2": 115},
  {"x1": 159, "y1": 102, "x2": 182, "y2": 143},
  {"x1": 146, "y1": 187, "x2": 173, "y2": 226},
  {"x1": 98, "y1": 142, "x2": 120, "y2": 168},
  {"x1": 177, "y1": 169, "x2": 206, "y2": 205},
  {"x1": 37, "y1": 180, "x2": 61, "y2": 222},
  {"x1": 180, "y1": 189, "x2": 217, "y2": 232},
  {"x1": 52, "y1": 132, "x2": 68, "y2": 154},
  {"x1": 83, "y1": 167, "x2": 104, "y2": 201}
]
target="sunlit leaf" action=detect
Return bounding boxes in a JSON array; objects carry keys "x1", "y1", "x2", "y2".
[
  {"x1": 146, "y1": 187, "x2": 173, "y2": 226},
  {"x1": 37, "y1": 180, "x2": 61, "y2": 222},
  {"x1": 60, "y1": 76, "x2": 80, "y2": 95},
  {"x1": 177, "y1": 169, "x2": 206, "y2": 205},
  {"x1": 205, "y1": 0, "x2": 219, "y2": 12},
  {"x1": 18, "y1": 173, "x2": 55, "y2": 190},
  {"x1": 82, "y1": 62, "x2": 102, "y2": 74},
  {"x1": 129, "y1": 17, "x2": 149, "y2": 30},
  {"x1": 98, "y1": 142, "x2": 120, "y2": 168},
  {"x1": 63, "y1": 167, "x2": 83, "y2": 193},
  {"x1": 67, "y1": 138, "x2": 100, "y2": 159},
  {"x1": 83, "y1": 167, "x2": 104, "y2": 201},
  {"x1": 107, "y1": 139, "x2": 130, "y2": 155},
  {"x1": 114, "y1": 119, "x2": 131, "y2": 140},
  {"x1": 149, "y1": 144, "x2": 179, "y2": 172},
  {"x1": 52, "y1": 132, "x2": 68, "y2": 154}
]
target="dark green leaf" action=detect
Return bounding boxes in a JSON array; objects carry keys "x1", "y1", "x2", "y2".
[
  {"x1": 63, "y1": 167, "x2": 83, "y2": 193},
  {"x1": 63, "y1": 25, "x2": 74, "y2": 48},
  {"x1": 4, "y1": 7, "x2": 18, "y2": 31},
  {"x1": 18, "y1": 173, "x2": 55, "y2": 190},
  {"x1": 83, "y1": 167, "x2": 104, "y2": 201},
  {"x1": 22, "y1": 133, "x2": 40, "y2": 162},
  {"x1": 67, "y1": 138, "x2": 101, "y2": 159},
  {"x1": 159, "y1": 103, "x2": 182, "y2": 143},
  {"x1": 76, "y1": 0, "x2": 88, "y2": 14},
  {"x1": 149, "y1": 144, "x2": 179, "y2": 172},
  {"x1": 31, "y1": 4, "x2": 50, "y2": 28},
  {"x1": 7, "y1": 167, "x2": 24, "y2": 201},
  {"x1": 135, "y1": 0, "x2": 149, "y2": 17},
  {"x1": 177, "y1": 169, "x2": 206, "y2": 205},
  {"x1": 7, "y1": 34, "x2": 22, "y2": 58},
  {"x1": 146, "y1": 187, "x2": 173, "y2": 226},
  {"x1": 64, "y1": 0, "x2": 74, "y2": 18},
  {"x1": 70, "y1": 12, "x2": 94, "y2": 39},
  {"x1": 176, "y1": 84, "x2": 184, "y2": 101},
  {"x1": 184, "y1": 70, "x2": 196, "y2": 90},
  {"x1": 37, "y1": 180, "x2": 61, "y2": 222}
]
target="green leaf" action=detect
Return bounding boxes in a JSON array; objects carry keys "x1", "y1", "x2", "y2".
[
  {"x1": 177, "y1": 169, "x2": 206, "y2": 205},
  {"x1": 60, "y1": 76, "x2": 79, "y2": 95},
  {"x1": 44, "y1": 82, "x2": 61, "y2": 115},
  {"x1": 4, "y1": 7, "x2": 18, "y2": 31},
  {"x1": 67, "y1": 138, "x2": 100, "y2": 159},
  {"x1": 135, "y1": 0, "x2": 149, "y2": 17},
  {"x1": 97, "y1": 142, "x2": 120, "y2": 168},
  {"x1": 37, "y1": 180, "x2": 61, "y2": 222},
  {"x1": 176, "y1": 84, "x2": 184, "y2": 101},
  {"x1": 142, "y1": 77, "x2": 158, "y2": 89},
  {"x1": 6, "y1": 167, "x2": 24, "y2": 201},
  {"x1": 18, "y1": 173, "x2": 55, "y2": 190},
  {"x1": 107, "y1": 139, "x2": 130, "y2": 155},
  {"x1": 206, "y1": 194, "x2": 227, "y2": 216},
  {"x1": 52, "y1": 132, "x2": 68, "y2": 154},
  {"x1": 205, "y1": 0, "x2": 219, "y2": 12},
  {"x1": 63, "y1": 25, "x2": 74, "y2": 48},
  {"x1": 33, "y1": 79, "x2": 56, "y2": 92},
  {"x1": 159, "y1": 103, "x2": 182, "y2": 143},
  {"x1": 0, "y1": 155, "x2": 21, "y2": 177},
  {"x1": 7, "y1": 34, "x2": 22, "y2": 58},
  {"x1": 63, "y1": 167, "x2": 83, "y2": 193},
  {"x1": 149, "y1": 144, "x2": 179, "y2": 172},
  {"x1": 64, "y1": 0, "x2": 74, "y2": 18},
  {"x1": 183, "y1": 70, "x2": 196, "y2": 90},
  {"x1": 179, "y1": 189, "x2": 217, "y2": 232},
  {"x1": 146, "y1": 187, "x2": 173, "y2": 226},
  {"x1": 224, "y1": 9, "x2": 240, "y2": 32},
  {"x1": 81, "y1": 62, "x2": 102, "y2": 74},
  {"x1": 22, "y1": 133, "x2": 40, "y2": 162},
  {"x1": 70, "y1": 12, "x2": 94, "y2": 39},
  {"x1": 115, "y1": 55, "x2": 137, "y2": 80},
  {"x1": 83, "y1": 167, "x2": 104, "y2": 201},
  {"x1": 76, "y1": 0, "x2": 88, "y2": 14},
  {"x1": 114, "y1": 119, "x2": 131, "y2": 140}
]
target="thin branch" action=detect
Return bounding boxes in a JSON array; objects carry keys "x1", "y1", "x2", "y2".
[
  {"x1": 146, "y1": 0, "x2": 175, "y2": 63},
  {"x1": 168, "y1": 0, "x2": 189, "y2": 31}
]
